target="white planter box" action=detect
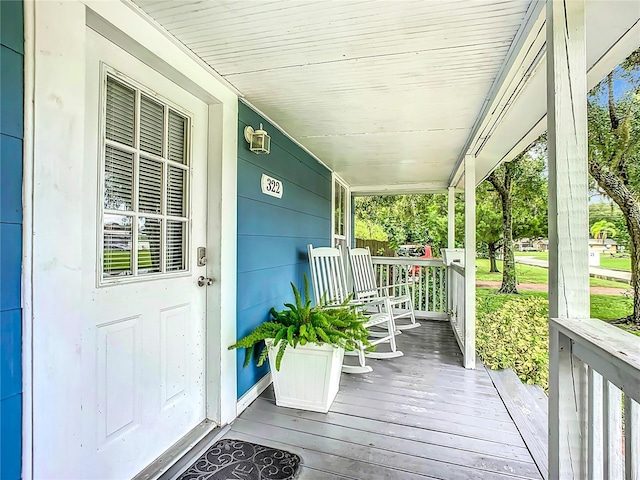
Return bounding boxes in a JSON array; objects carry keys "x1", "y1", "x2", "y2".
[{"x1": 265, "y1": 340, "x2": 344, "y2": 413}]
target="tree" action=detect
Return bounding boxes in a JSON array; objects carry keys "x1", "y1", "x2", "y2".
[
  {"x1": 590, "y1": 220, "x2": 617, "y2": 245},
  {"x1": 476, "y1": 183, "x2": 503, "y2": 272},
  {"x1": 587, "y1": 48, "x2": 640, "y2": 325},
  {"x1": 354, "y1": 194, "x2": 464, "y2": 252},
  {"x1": 486, "y1": 137, "x2": 547, "y2": 294}
]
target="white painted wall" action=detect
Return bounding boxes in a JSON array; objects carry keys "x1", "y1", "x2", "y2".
[{"x1": 26, "y1": 1, "x2": 238, "y2": 478}]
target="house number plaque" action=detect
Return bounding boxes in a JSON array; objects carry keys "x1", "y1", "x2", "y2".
[{"x1": 261, "y1": 174, "x2": 283, "y2": 199}]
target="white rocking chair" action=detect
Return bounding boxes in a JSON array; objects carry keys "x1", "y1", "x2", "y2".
[
  {"x1": 348, "y1": 246, "x2": 421, "y2": 331},
  {"x1": 307, "y1": 244, "x2": 403, "y2": 374}
]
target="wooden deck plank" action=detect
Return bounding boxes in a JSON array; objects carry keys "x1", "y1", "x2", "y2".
[
  {"x1": 240, "y1": 404, "x2": 542, "y2": 479},
  {"x1": 487, "y1": 368, "x2": 549, "y2": 480},
  {"x1": 332, "y1": 392, "x2": 517, "y2": 431},
  {"x1": 344, "y1": 370, "x2": 496, "y2": 398},
  {"x1": 261, "y1": 389, "x2": 522, "y2": 444},
  {"x1": 263, "y1": 385, "x2": 511, "y2": 424},
  {"x1": 226, "y1": 320, "x2": 543, "y2": 479},
  {"x1": 326, "y1": 399, "x2": 525, "y2": 445},
  {"x1": 297, "y1": 466, "x2": 354, "y2": 480},
  {"x1": 336, "y1": 376, "x2": 508, "y2": 411},
  {"x1": 221, "y1": 431, "x2": 439, "y2": 480},
  {"x1": 231, "y1": 418, "x2": 540, "y2": 480},
  {"x1": 250, "y1": 398, "x2": 535, "y2": 463},
  {"x1": 336, "y1": 387, "x2": 513, "y2": 421}
]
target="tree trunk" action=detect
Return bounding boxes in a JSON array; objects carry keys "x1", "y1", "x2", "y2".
[
  {"x1": 488, "y1": 242, "x2": 500, "y2": 273},
  {"x1": 489, "y1": 162, "x2": 520, "y2": 294},
  {"x1": 625, "y1": 216, "x2": 640, "y2": 325},
  {"x1": 589, "y1": 160, "x2": 640, "y2": 325},
  {"x1": 499, "y1": 190, "x2": 518, "y2": 294}
]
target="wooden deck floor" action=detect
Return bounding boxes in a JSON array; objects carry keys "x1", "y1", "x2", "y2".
[{"x1": 223, "y1": 320, "x2": 544, "y2": 480}]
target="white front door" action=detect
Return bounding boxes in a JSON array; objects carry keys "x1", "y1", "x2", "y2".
[{"x1": 81, "y1": 29, "x2": 211, "y2": 479}]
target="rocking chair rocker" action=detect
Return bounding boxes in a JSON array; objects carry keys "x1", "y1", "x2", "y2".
[{"x1": 307, "y1": 244, "x2": 403, "y2": 374}]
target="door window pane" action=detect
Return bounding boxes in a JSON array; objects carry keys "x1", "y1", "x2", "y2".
[
  {"x1": 105, "y1": 77, "x2": 135, "y2": 147},
  {"x1": 138, "y1": 217, "x2": 162, "y2": 274},
  {"x1": 104, "y1": 146, "x2": 134, "y2": 211},
  {"x1": 139, "y1": 157, "x2": 162, "y2": 214},
  {"x1": 166, "y1": 221, "x2": 186, "y2": 271},
  {"x1": 140, "y1": 95, "x2": 164, "y2": 156},
  {"x1": 101, "y1": 74, "x2": 190, "y2": 281},
  {"x1": 103, "y1": 214, "x2": 133, "y2": 277},
  {"x1": 168, "y1": 110, "x2": 187, "y2": 165},
  {"x1": 167, "y1": 166, "x2": 186, "y2": 217}
]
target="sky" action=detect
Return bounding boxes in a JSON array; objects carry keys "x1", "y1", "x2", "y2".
[{"x1": 591, "y1": 64, "x2": 639, "y2": 105}]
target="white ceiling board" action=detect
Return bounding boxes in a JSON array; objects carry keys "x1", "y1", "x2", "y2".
[
  {"x1": 299, "y1": 127, "x2": 469, "y2": 158},
  {"x1": 134, "y1": 0, "x2": 531, "y2": 190},
  {"x1": 131, "y1": 0, "x2": 639, "y2": 193}
]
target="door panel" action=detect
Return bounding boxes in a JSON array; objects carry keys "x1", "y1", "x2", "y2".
[{"x1": 82, "y1": 29, "x2": 210, "y2": 479}]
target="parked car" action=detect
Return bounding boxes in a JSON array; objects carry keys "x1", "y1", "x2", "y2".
[
  {"x1": 396, "y1": 245, "x2": 425, "y2": 257},
  {"x1": 395, "y1": 245, "x2": 433, "y2": 275}
]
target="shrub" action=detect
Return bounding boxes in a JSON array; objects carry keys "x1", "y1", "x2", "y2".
[{"x1": 476, "y1": 295, "x2": 549, "y2": 391}]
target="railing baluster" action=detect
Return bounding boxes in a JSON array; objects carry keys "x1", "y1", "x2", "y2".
[
  {"x1": 439, "y1": 266, "x2": 443, "y2": 312},
  {"x1": 625, "y1": 396, "x2": 639, "y2": 480},
  {"x1": 368, "y1": 257, "x2": 448, "y2": 315},
  {"x1": 431, "y1": 267, "x2": 438, "y2": 310},
  {"x1": 417, "y1": 266, "x2": 423, "y2": 312},
  {"x1": 603, "y1": 380, "x2": 624, "y2": 480},
  {"x1": 588, "y1": 367, "x2": 603, "y2": 480},
  {"x1": 423, "y1": 266, "x2": 428, "y2": 312}
]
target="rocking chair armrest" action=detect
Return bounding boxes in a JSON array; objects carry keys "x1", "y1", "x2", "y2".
[
  {"x1": 377, "y1": 282, "x2": 410, "y2": 292},
  {"x1": 360, "y1": 296, "x2": 388, "y2": 307},
  {"x1": 323, "y1": 301, "x2": 363, "y2": 310}
]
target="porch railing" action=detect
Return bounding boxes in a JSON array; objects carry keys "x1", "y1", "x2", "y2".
[
  {"x1": 550, "y1": 317, "x2": 640, "y2": 478},
  {"x1": 370, "y1": 257, "x2": 447, "y2": 318},
  {"x1": 447, "y1": 264, "x2": 466, "y2": 350}
]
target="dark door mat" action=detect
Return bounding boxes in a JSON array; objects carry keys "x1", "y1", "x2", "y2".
[{"x1": 178, "y1": 438, "x2": 301, "y2": 480}]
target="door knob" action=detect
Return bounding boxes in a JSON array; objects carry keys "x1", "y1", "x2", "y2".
[{"x1": 197, "y1": 276, "x2": 214, "y2": 287}]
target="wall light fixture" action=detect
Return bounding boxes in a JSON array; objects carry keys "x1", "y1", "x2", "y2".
[{"x1": 244, "y1": 123, "x2": 271, "y2": 154}]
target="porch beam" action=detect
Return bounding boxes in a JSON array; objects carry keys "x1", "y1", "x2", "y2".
[
  {"x1": 463, "y1": 155, "x2": 476, "y2": 369},
  {"x1": 546, "y1": 0, "x2": 590, "y2": 477},
  {"x1": 447, "y1": 186, "x2": 455, "y2": 249},
  {"x1": 448, "y1": 0, "x2": 546, "y2": 187}
]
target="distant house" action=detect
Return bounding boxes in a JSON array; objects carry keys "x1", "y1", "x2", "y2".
[
  {"x1": 515, "y1": 238, "x2": 535, "y2": 251},
  {"x1": 589, "y1": 238, "x2": 618, "y2": 254},
  {"x1": 533, "y1": 239, "x2": 549, "y2": 252},
  {"x1": 515, "y1": 238, "x2": 548, "y2": 252}
]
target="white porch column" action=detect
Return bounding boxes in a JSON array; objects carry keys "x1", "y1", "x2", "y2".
[
  {"x1": 447, "y1": 186, "x2": 455, "y2": 249},
  {"x1": 547, "y1": 0, "x2": 590, "y2": 478},
  {"x1": 463, "y1": 155, "x2": 476, "y2": 369}
]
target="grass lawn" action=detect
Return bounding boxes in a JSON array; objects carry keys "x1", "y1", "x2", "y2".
[
  {"x1": 476, "y1": 259, "x2": 627, "y2": 288},
  {"x1": 514, "y1": 251, "x2": 549, "y2": 259},
  {"x1": 477, "y1": 288, "x2": 634, "y2": 323},
  {"x1": 515, "y1": 250, "x2": 631, "y2": 272},
  {"x1": 599, "y1": 255, "x2": 631, "y2": 272}
]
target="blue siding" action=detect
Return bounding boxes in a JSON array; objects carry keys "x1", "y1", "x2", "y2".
[
  {"x1": 236, "y1": 101, "x2": 332, "y2": 397},
  {"x1": 0, "y1": 1, "x2": 23, "y2": 479}
]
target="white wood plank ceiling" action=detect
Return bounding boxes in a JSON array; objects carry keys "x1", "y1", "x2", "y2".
[{"x1": 132, "y1": 0, "x2": 640, "y2": 193}]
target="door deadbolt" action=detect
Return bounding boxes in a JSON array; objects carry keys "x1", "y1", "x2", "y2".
[
  {"x1": 197, "y1": 247, "x2": 207, "y2": 267},
  {"x1": 197, "y1": 276, "x2": 214, "y2": 287}
]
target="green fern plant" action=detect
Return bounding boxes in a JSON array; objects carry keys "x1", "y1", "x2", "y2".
[{"x1": 229, "y1": 275, "x2": 371, "y2": 371}]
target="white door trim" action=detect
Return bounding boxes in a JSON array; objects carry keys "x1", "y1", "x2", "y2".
[
  {"x1": 331, "y1": 173, "x2": 351, "y2": 247},
  {"x1": 24, "y1": 2, "x2": 238, "y2": 478},
  {"x1": 21, "y1": 2, "x2": 35, "y2": 479}
]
